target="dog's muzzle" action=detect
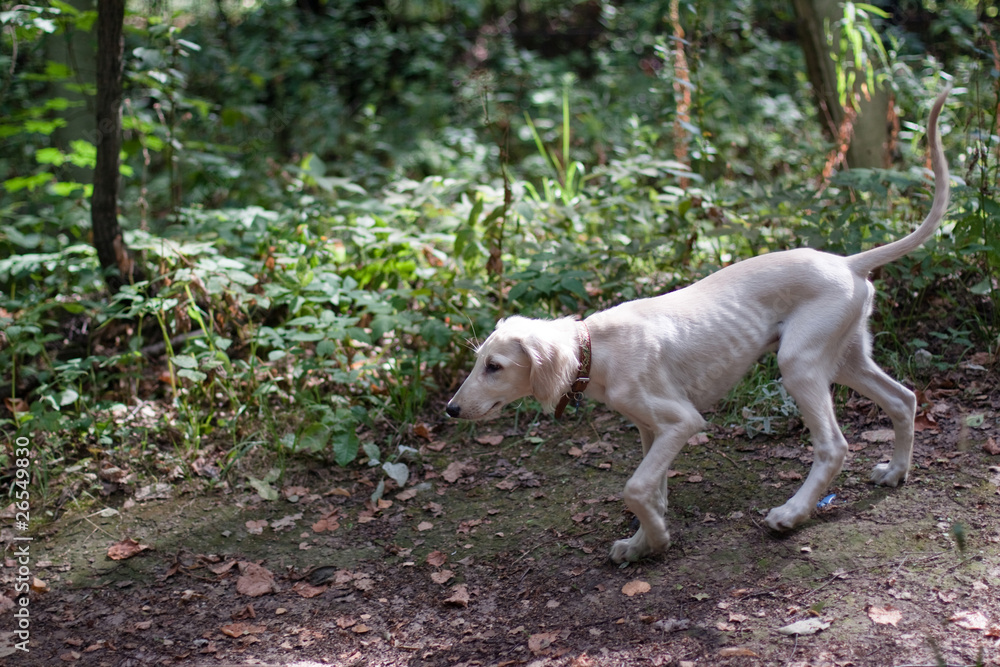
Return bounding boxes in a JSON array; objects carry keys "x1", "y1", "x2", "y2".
[{"x1": 445, "y1": 404, "x2": 461, "y2": 418}]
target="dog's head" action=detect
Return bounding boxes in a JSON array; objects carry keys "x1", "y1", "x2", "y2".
[{"x1": 445, "y1": 316, "x2": 581, "y2": 420}]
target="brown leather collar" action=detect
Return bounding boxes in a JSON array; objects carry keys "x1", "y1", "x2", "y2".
[{"x1": 554, "y1": 321, "x2": 592, "y2": 419}]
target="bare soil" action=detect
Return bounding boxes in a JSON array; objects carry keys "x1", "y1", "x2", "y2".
[{"x1": 6, "y1": 371, "x2": 1000, "y2": 667}]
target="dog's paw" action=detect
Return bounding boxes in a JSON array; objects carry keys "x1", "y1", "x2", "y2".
[
  {"x1": 764, "y1": 503, "x2": 808, "y2": 532},
  {"x1": 609, "y1": 531, "x2": 668, "y2": 564},
  {"x1": 870, "y1": 463, "x2": 907, "y2": 487}
]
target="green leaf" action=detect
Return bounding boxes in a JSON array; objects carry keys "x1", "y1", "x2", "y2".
[
  {"x1": 297, "y1": 423, "x2": 330, "y2": 453},
  {"x1": 248, "y1": 476, "x2": 279, "y2": 501},
  {"x1": 177, "y1": 369, "x2": 207, "y2": 382},
  {"x1": 332, "y1": 431, "x2": 360, "y2": 467},
  {"x1": 383, "y1": 461, "x2": 409, "y2": 487},
  {"x1": 171, "y1": 354, "x2": 198, "y2": 369},
  {"x1": 363, "y1": 441, "x2": 381, "y2": 465},
  {"x1": 57, "y1": 389, "x2": 79, "y2": 407}
]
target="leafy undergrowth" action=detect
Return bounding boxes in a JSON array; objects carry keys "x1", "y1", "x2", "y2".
[{"x1": 8, "y1": 365, "x2": 1000, "y2": 666}]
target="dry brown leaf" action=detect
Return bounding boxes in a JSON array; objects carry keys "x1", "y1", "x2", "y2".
[
  {"x1": 351, "y1": 624, "x2": 371, "y2": 634},
  {"x1": 868, "y1": 605, "x2": 902, "y2": 626},
  {"x1": 235, "y1": 562, "x2": 275, "y2": 597},
  {"x1": 413, "y1": 422, "x2": 433, "y2": 440},
  {"x1": 718, "y1": 647, "x2": 759, "y2": 657},
  {"x1": 219, "y1": 622, "x2": 264, "y2": 638},
  {"x1": 311, "y1": 515, "x2": 340, "y2": 533},
  {"x1": 687, "y1": 432, "x2": 709, "y2": 446},
  {"x1": 442, "y1": 461, "x2": 475, "y2": 483},
  {"x1": 984, "y1": 437, "x2": 1000, "y2": 456},
  {"x1": 621, "y1": 580, "x2": 651, "y2": 597},
  {"x1": 4, "y1": 397, "x2": 29, "y2": 414},
  {"x1": 528, "y1": 631, "x2": 559, "y2": 655},
  {"x1": 396, "y1": 487, "x2": 418, "y2": 501},
  {"x1": 430, "y1": 570, "x2": 454, "y2": 585},
  {"x1": 426, "y1": 550, "x2": 447, "y2": 567},
  {"x1": 778, "y1": 470, "x2": 803, "y2": 480},
  {"x1": 567, "y1": 446, "x2": 583, "y2": 457},
  {"x1": 325, "y1": 487, "x2": 350, "y2": 497},
  {"x1": 443, "y1": 584, "x2": 471, "y2": 607},
  {"x1": 914, "y1": 412, "x2": 939, "y2": 432},
  {"x1": 107, "y1": 538, "x2": 150, "y2": 561},
  {"x1": 475, "y1": 434, "x2": 504, "y2": 446},
  {"x1": 30, "y1": 577, "x2": 48, "y2": 593},
  {"x1": 245, "y1": 519, "x2": 267, "y2": 535},
  {"x1": 208, "y1": 560, "x2": 238, "y2": 576},
  {"x1": 686, "y1": 474, "x2": 703, "y2": 483},
  {"x1": 336, "y1": 616, "x2": 356, "y2": 629},
  {"x1": 416, "y1": 521, "x2": 434, "y2": 532},
  {"x1": 291, "y1": 581, "x2": 327, "y2": 598},
  {"x1": 861, "y1": 429, "x2": 895, "y2": 443},
  {"x1": 951, "y1": 610, "x2": 989, "y2": 631}
]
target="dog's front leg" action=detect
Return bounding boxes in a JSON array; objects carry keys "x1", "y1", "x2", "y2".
[{"x1": 611, "y1": 412, "x2": 703, "y2": 564}]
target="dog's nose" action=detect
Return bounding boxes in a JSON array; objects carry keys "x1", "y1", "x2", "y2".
[{"x1": 445, "y1": 404, "x2": 461, "y2": 418}]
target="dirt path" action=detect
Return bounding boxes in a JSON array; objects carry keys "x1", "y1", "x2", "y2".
[{"x1": 6, "y1": 379, "x2": 1000, "y2": 667}]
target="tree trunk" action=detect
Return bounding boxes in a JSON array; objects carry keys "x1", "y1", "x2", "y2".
[
  {"x1": 92, "y1": 0, "x2": 140, "y2": 292},
  {"x1": 792, "y1": 0, "x2": 890, "y2": 169}
]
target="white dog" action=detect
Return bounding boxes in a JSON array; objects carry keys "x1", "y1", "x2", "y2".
[{"x1": 446, "y1": 88, "x2": 950, "y2": 563}]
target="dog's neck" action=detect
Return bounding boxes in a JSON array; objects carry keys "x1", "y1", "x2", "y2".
[{"x1": 554, "y1": 320, "x2": 592, "y2": 418}]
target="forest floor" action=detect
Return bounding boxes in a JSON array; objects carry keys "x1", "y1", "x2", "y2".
[{"x1": 6, "y1": 362, "x2": 1000, "y2": 667}]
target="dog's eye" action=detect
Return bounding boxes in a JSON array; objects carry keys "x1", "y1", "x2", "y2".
[{"x1": 485, "y1": 361, "x2": 502, "y2": 374}]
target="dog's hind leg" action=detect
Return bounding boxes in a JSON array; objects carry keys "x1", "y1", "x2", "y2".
[
  {"x1": 834, "y1": 334, "x2": 917, "y2": 487},
  {"x1": 765, "y1": 334, "x2": 850, "y2": 531}
]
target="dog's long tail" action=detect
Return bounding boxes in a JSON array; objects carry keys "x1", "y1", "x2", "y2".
[{"x1": 847, "y1": 85, "x2": 951, "y2": 276}]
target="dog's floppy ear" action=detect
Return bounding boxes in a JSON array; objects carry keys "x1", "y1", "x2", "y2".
[{"x1": 520, "y1": 324, "x2": 579, "y2": 412}]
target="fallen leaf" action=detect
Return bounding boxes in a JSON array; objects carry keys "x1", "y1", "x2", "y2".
[
  {"x1": 861, "y1": 429, "x2": 895, "y2": 443},
  {"x1": 416, "y1": 521, "x2": 434, "y2": 532},
  {"x1": 779, "y1": 470, "x2": 803, "y2": 480},
  {"x1": 475, "y1": 434, "x2": 504, "y2": 446},
  {"x1": 4, "y1": 397, "x2": 29, "y2": 414},
  {"x1": 778, "y1": 618, "x2": 830, "y2": 635},
  {"x1": 336, "y1": 616, "x2": 356, "y2": 629},
  {"x1": 430, "y1": 570, "x2": 454, "y2": 584},
  {"x1": 868, "y1": 605, "x2": 902, "y2": 626},
  {"x1": 568, "y1": 446, "x2": 583, "y2": 457},
  {"x1": 245, "y1": 519, "x2": 267, "y2": 535},
  {"x1": 442, "y1": 461, "x2": 475, "y2": 483},
  {"x1": 311, "y1": 510, "x2": 340, "y2": 533},
  {"x1": 687, "y1": 432, "x2": 709, "y2": 446},
  {"x1": 395, "y1": 487, "x2": 418, "y2": 501},
  {"x1": 621, "y1": 580, "x2": 651, "y2": 597},
  {"x1": 914, "y1": 412, "x2": 939, "y2": 432},
  {"x1": 235, "y1": 562, "x2": 275, "y2": 597},
  {"x1": 443, "y1": 584, "x2": 471, "y2": 607},
  {"x1": 984, "y1": 438, "x2": 1000, "y2": 456},
  {"x1": 291, "y1": 581, "x2": 326, "y2": 598},
  {"x1": 426, "y1": 550, "x2": 447, "y2": 567},
  {"x1": 107, "y1": 538, "x2": 150, "y2": 561},
  {"x1": 686, "y1": 474, "x2": 703, "y2": 483},
  {"x1": 528, "y1": 631, "x2": 559, "y2": 655},
  {"x1": 219, "y1": 622, "x2": 265, "y2": 637},
  {"x1": 270, "y1": 513, "x2": 302, "y2": 532},
  {"x1": 413, "y1": 422, "x2": 433, "y2": 440},
  {"x1": 351, "y1": 624, "x2": 371, "y2": 634},
  {"x1": 718, "y1": 647, "x2": 758, "y2": 657},
  {"x1": 951, "y1": 610, "x2": 989, "y2": 631}
]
